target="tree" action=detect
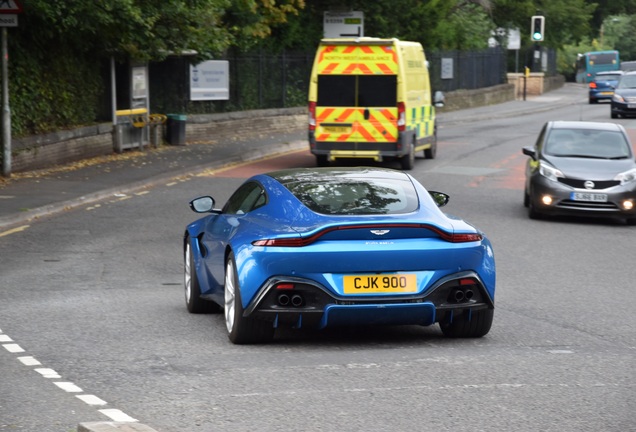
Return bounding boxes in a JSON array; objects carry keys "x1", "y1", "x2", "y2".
[{"x1": 491, "y1": 0, "x2": 596, "y2": 48}]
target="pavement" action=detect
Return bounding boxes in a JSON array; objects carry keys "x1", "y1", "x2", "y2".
[
  {"x1": 0, "y1": 84, "x2": 585, "y2": 430},
  {"x1": 0, "y1": 83, "x2": 585, "y2": 234}
]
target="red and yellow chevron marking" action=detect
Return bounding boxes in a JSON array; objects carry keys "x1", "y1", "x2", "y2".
[
  {"x1": 315, "y1": 108, "x2": 397, "y2": 142},
  {"x1": 317, "y1": 45, "x2": 398, "y2": 75}
]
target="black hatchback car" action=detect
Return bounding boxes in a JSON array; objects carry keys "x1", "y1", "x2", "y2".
[
  {"x1": 611, "y1": 72, "x2": 636, "y2": 118},
  {"x1": 522, "y1": 121, "x2": 636, "y2": 224}
]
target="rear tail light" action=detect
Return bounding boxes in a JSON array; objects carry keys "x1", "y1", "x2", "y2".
[
  {"x1": 252, "y1": 224, "x2": 482, "y2": 247},
  {"x1": 589, "y1": 82, "x2": 597, "y2": 89},
  {"x1": 308, "y1": 101, "x2": 316, "y2": 131},
  {"x1": 397, "y1": 102, "x2": 406, "y2": 132}
]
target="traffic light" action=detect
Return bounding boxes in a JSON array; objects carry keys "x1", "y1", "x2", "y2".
[{"x1": 531, "y1": 15, "x2": 545, "y2": 41}]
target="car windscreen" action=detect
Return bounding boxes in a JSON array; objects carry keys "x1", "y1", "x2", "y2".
[
  {"x1": 617, "y1": 75, "x2": 636, "y2": 89},
  {"x1": 317, "y1": 75, "x2": 397, "y2": 107},
  {"x1": 283, "y1": 177, "x2": 418, "y2": 215},
  {"x1": 545, "y1": 129, "x2": 632, "y2": 159},
  {"x1": 594, "y1": 73, "x2": 622, "y2": 81}
]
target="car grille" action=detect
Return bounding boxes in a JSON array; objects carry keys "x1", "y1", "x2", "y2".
[
  {"x1": 624, "y1": 96, "x2": 636, "y2": 103},
  {"x1": 558, "y1": 178, "x2": 620, "y2": 189},
  {"x1": 558, "y1": 200, "x2": 620, "y2": 210}
]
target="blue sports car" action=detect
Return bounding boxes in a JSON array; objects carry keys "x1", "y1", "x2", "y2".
[{"x1": 184, "y1": 167, "x2": 496, "y2": 344}]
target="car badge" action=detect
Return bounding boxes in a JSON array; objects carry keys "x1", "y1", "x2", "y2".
[
  {"x1": 370, "y1": 229, "x2": 390, "y2": 236},
  {"x1": 584, "y1": 181, "x2": 595, "y2": 190}
]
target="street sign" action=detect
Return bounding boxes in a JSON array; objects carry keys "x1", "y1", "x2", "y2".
[
  {"x1": 323, "y1": 11, "x2": 364, "y2": 38},
  {"x1": 0, "y1": 14, "x2": 16, "y2": 26},
  {"x1": 0, "y1": 0, "x2": 23, "y2": 14}
]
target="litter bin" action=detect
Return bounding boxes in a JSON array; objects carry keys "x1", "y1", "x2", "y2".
[{"x1": 166, "y1": 114, "x2": 187, "y2": 146}]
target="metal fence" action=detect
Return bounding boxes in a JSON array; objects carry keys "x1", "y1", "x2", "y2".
[
  {"x1": 145, "y1": 47, "x2": 526, "y2": 116},
  {"x1": 427, "y1": 47, "x2": 508, "y2": 93}
]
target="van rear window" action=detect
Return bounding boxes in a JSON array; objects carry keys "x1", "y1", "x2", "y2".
[{"x1": 317, "y1": 75, "x2": 397, "y2": 107}]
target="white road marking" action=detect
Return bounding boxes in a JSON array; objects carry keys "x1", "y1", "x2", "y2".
[
  {"x1": 76, "y1": 394, "x2": 108, "y2": 406},
  {"x1": 54, "y1": 382, "x2": 83, "y2": 392},
  {"x1": 35, "y1": 368, "x2": 61, "y2": 379},
  {"x1": 99, "y1": 409, "x2": 138, "y2": 422},
  {"x1": 3, "y1": 343, "x2": 24, "y2": 353},
  {"x1": 18, "y1": 356, "x2": 41, "y2": 366},
  {"x1": 548, "y1": 349, "x2": 574, "y2": 354},
  {"x1": 1, "y1": 330, "x2": 139, "y2": 424}
]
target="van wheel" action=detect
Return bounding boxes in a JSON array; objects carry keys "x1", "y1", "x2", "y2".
[
  {"x1": 400, "y1": 142, "x2": 415, "y2": 170},
  {"x1": 424, "y1": 130, "x2": 437, "y2": 159},
  {"x1": 316, "y1": 155, "x2": 328, "y2": 167}
]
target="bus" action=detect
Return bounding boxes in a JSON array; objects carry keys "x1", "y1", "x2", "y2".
[{"x1": 576, "y1": 50, "x2": 620, "y2": 83}]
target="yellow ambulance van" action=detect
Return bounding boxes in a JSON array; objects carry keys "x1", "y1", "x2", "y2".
[{"x1": 308, "y1": 37, "x2": 442, "y2": 170}]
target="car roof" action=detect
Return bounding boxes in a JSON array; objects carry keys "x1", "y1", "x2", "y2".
[
  {"x1": 267, "y1": 167, "x2": 412, "y2": 182},
  {"x1": 548, "y1": 121, "x2": 624, "y2": 132}
]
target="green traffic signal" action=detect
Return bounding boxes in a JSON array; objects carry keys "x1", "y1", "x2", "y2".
[{"x1": 531, "y1": 16, "x2": 544, "y2": 42}]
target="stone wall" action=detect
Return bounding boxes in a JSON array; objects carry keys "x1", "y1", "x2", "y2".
[
  {"x1": 11, "y1": 124, "x2": 114, "y2": 173},
  {"x1": 507, "y1": 73, "x2": 565, "y2": 100},
  {"x1": 436, "y1": 83, "x2": 515, "y2": 113}
]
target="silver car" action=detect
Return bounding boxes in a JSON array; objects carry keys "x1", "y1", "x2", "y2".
[{"x1": 522, "y1": 121, "x2": 636, "y2": 224}]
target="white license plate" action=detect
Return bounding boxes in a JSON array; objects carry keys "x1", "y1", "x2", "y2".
[{"x1": 570, "y1": 192, "x2": 608, "y2": 202}]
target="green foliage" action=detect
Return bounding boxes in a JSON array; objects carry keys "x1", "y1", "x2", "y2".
[
  {"x1": 601, "y1": 15, "x2": 636, "y2": 61},
  {"x1": 9, "y1": 37, "x2": 103, "y2": 137},
  {"x1": 6, "y1": 0, "x2": 636, "y2": 138}
]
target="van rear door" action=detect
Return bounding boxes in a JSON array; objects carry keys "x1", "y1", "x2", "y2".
[{"x1": 314, "y1": 44, "x2": 399, "y2": 146}]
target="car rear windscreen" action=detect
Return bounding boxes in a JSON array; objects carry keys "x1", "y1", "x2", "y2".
[
  {"x1": 317, "y1": 75, "x2": 397, "y2": 107},
  {"x1": 286, "y1": 177, "x2": 418, "y2": 215}
]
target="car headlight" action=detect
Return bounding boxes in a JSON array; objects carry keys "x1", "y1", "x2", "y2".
[
  {"x1": 612, "y1": 94, "x2": 626, "y2": 103},
  {"x1": 539, "y1": 161, "x2": 563, "y2": 182},
  {"x1": 614, "y1": 168, "x2": 636, "y2": 185}
]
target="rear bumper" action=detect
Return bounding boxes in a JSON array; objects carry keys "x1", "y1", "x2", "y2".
[
  {"x1": 589, "y1": 90, "x2": 613, "y2": 101},
  {"x1": 245, "y1": 271, "x2": 494, "y2": 330},
  {"x1": 309, "y1": 131, "x2": 411, "y2": 160}
]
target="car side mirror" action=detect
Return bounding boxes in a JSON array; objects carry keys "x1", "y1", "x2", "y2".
[
  {"x1": 522, "y1": 146, "x2": 537, "y2": 160},
  {"x1": 429, "y1": 191, "x2": 450, "y2": 207},
  {"x1": 189, "y1": 196, "x2": 215, "y2": 213}
]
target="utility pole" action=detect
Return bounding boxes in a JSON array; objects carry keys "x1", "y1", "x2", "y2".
[
  {"x1": 0, "y1": 0, "x2": 22, "y2": 177},
  {"x1": 2, "y1": 26, "x2": 10, "y2": 177}
]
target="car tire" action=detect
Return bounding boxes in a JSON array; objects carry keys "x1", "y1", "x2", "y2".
[
  {"x1": 527, "y1": 191, "x2": 542, "y2": 219},
  {"x1": 401, "y1": 140, "x2": 415, "y2": 170},
  {"x1": 627, "y1": 218, "x2": 636, "y2": 226},
  {"x1": 224, "y1": 253, "x2": 274, "y2": 344},
  {"x1": 439, "y1": 308, "x2": 493, "y2": 338},
  {"x1": 523, "y1": 189, "x2": 530, "y2": 208},
  {"x1": 184, "y1": 238, "x2": 222, "y2": 314},
  {"x1": 589, "y1": 98, "x2": 595, "y2": 104},
  {"x1": 611, "y1": 112, "x2": 618, "y2": 119},
  {"x1": 424, "y1": 128, "x2": 437, "y2": 159}
]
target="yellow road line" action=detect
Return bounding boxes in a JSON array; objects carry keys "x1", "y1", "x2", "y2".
[{"x1": 0, "y1": 225, "x2": 30, "y2": 238}]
